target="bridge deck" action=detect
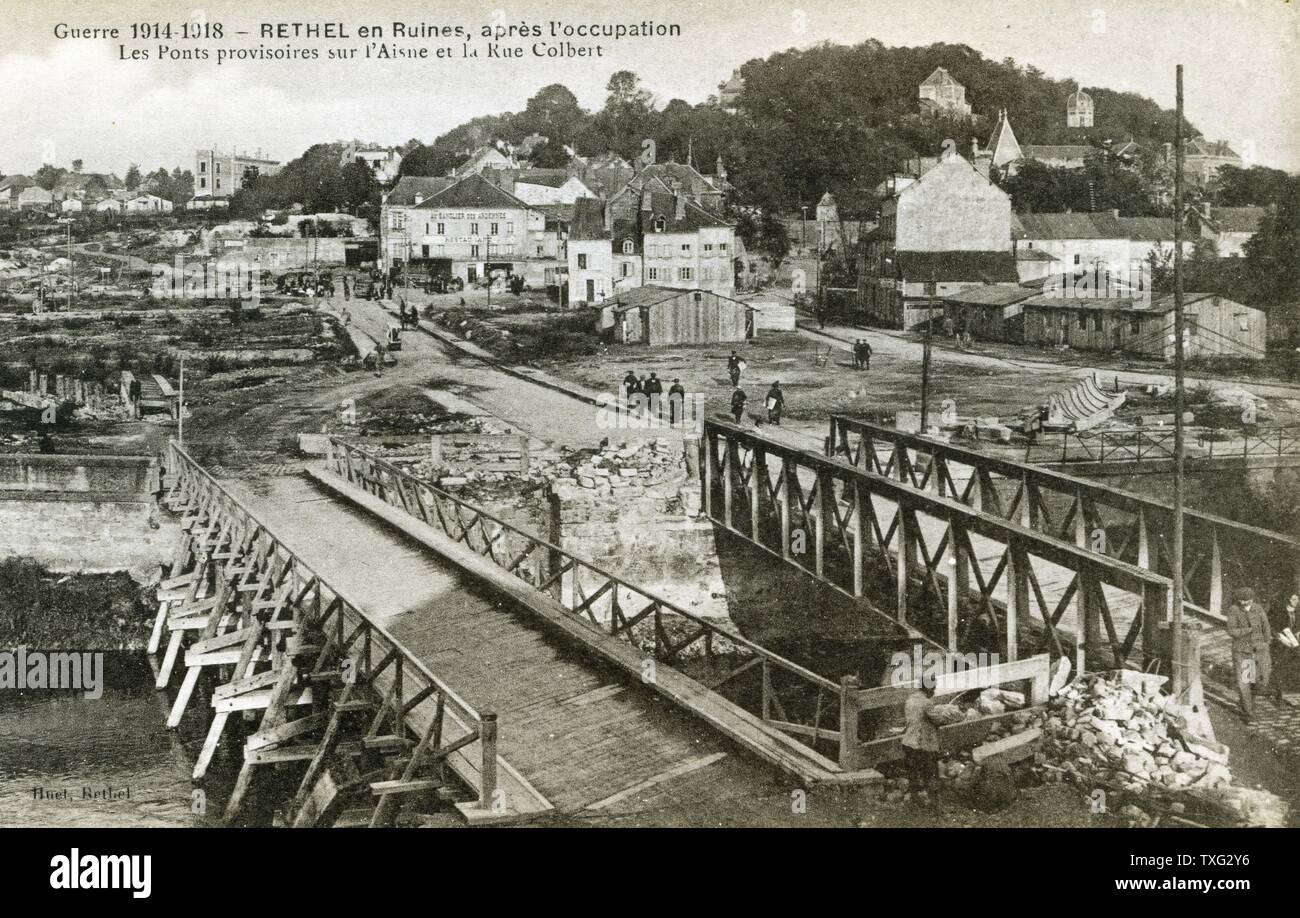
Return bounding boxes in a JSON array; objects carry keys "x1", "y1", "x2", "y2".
[{"x1": 220, "y1": 472, "x2": 817, "y2": 822}]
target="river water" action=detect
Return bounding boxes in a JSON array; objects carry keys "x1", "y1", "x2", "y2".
[{"x1": 0, "y1": 654, "x2": 216, "y2": 828}]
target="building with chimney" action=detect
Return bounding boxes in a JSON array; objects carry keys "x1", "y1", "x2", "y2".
[{"x1": 866, "y1": 150, "x2": 1017, "y2": 328}]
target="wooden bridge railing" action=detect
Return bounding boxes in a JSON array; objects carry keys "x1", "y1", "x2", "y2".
[
  {"x1": 324, "y1": 436, "x2": 862, "y2": 769},
  {"x1": 164, "y1": 440, "x2": 502, "y2": 814},
  {"x1": 707, "y1": 420, "x2": 1174, "y2": 678},
  {"x1": 828, "y1": 415, "x2": 1300, "y2": 624}
]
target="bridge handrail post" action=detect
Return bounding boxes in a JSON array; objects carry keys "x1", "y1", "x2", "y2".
[
  {"x1": 479, "y1": 712, "x2": 498, "y2": 811},
  {"x1": 838, "y1": 675, "x2": 862, "y2": 771}
]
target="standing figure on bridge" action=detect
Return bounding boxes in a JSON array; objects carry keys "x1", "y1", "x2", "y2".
[
  {"x1": 727, "y1": 350, "x2": 743, "y2": 387},
  {"x1": 765, "y1": 381, "x2": 784, "y2": 425},
  {"x1": 342, "y1": 276, "x2": 351, "y2": 301},
  {"x1": 901, "y1": 680, "x2": 940, "y2": 796},
  {"x1": 730, "y1": 387, "x2": 747, "y2": 424},
  {"x1": 1227, "y1": 587, "x2": 1277, "y2": 721}
]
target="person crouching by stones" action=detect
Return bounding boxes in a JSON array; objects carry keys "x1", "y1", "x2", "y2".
[
  {"x1": 668, "y1": 378, "x2": 686, "y2": 426},
  {"x1": 765, "y1": 381, "x2": 784, "y2": 425},
  {"x1": 1228, "y1": 586, "x2": 1276, "y2": 721},
  {"x1": 727, "y1": 350, "x2": 743, "y2": 387},
  {"x1": 730, "y1": 387, "x2": 747, "y2": 425},
  {"x1": 643, "y1": 372, "x2": 663, "y2": 422},
  {"x1": 900, "y1": 680, "x2": 940, "y2": 797}
]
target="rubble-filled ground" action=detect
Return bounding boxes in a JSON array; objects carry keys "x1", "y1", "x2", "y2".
[{"x1": 869, "y1": 670, "x2": 1289, "y2": 827}]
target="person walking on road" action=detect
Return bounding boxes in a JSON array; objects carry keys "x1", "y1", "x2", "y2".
[
  {"x1": 730, "y1": 387, "x2": 747, "y2": 424},
  {"x1": 1228, "y1": 587, "x2": 1277, "y2": 721},
  {"x1": 727, "y1": 350, "x2": 743, "y2": 387},
  {"x1": 765, "y1": 381, "x2": 784, "y2": 425}
]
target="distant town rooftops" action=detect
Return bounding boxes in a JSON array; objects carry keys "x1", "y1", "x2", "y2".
[
  {"x1": 889, "y1": 250, "x2": 1019, "y2": 283},
  {"x1": 1013, "y1": 211, "x2": 1178, "y2": 241},
  {"x1": 412, "y1": 172, "x2": 529, "y2": 210}
]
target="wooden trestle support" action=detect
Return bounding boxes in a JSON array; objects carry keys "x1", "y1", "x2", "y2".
[{"x1": 152, "y1": 441, "x2": 503, "y2": 827}]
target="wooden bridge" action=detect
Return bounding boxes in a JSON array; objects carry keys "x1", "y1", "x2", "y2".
[
  {"x1": 152, "y1": 438, "x2": 934, "y2": 827},
  {"x1": 702, "y1": 418, "x2": 1179, "y2": 680},
  {"x1": 825, "y1": 415, "x2": 1299, "y2": 627}
]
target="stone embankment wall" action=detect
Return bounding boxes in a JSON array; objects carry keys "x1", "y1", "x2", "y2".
[{"x1": 0, "y1": 454, "x2": 176, "y2": 576}]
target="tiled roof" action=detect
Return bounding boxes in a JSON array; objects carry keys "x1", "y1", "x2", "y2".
[
  {"x1": 891, "y1": 250, "x2": 1019, "y2": 283},
  {"x1": 1013, "y1": 212, "x2": 1177, "y2": 241},
  {"x1": 1022, "y1": 145, "x2": 1095, "y2": 161},
  {"x1": 412, "y1": 172, "x2": 529, "y2": 210},
  {"x1": 942, "y1": 285, "x2": 1037, "y2": 307},
  {"x1": 1022, "y1": 292, "x2": 1217, "y2": 313},
  {"x1": 570, "y1": 197, "x2": 608, "y2": 240},
  {"x1": 1207, "y1": 206, "x2": 1264, "y2": 234},
  {"x1": 386, "y1": 176, "x2": 454, "y2": 206}
]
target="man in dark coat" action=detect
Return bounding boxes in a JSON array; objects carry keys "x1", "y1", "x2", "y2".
[
  {"x1": 765, "y1": 381, "x2": 785, "y2": 425},
  {"x1": 622, "y1": 370, "x2": 639, "y2": 404},
  {"x1": 727, "y1": 350, "x2": 742, "y2": 386},
  {"x1": 730, "y1": 387, "x2": 747, "y2": 424},
  {"x1": 857, "y1": 339, "x2": 872, "y2": 371},
  {"x1": 643, "y1": 372, "x2": 664, "y2": 420},
  {"x1": 668, "y1": 378, "x2": 686, "y2": 425},
  {"x1": 1227, "y1": 586, "x2": 1276, "y2": 720}
]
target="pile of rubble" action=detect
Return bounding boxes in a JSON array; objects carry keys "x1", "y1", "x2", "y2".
[
  {"x1": 553, "y1": 438, "x2": 682, "y2": 494},
  {"x1": 873, "y1": 671, "x2": 1288, "y2": 826}
]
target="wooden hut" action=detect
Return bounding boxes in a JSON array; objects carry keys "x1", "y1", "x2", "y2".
[
  {"x1": 1021, "y1": 292, "x2": 1267, "y2": 360},
  {"x1": 600, "y1": 286, "x2": 756, "y2": 346}
]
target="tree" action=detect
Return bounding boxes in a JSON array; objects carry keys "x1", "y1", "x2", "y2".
[
  {"x1": 33, "y1": 165, "x2": 66, "y2": 190},
  {"x1": 1211, "y1": 165, "x2": 1292, "y2": 209},
  {"x1": 71, "y1": 159, "x2": 83, "y2": 174},
  {"x1": 124, "y1": 164, "x2": 142, "y2": 191},
  {"x1": 517, "y1": 83, "x2": 586, "y2": 145},
  {"x1": 1242, "y1": 174, "x2": 1300, "y2": 308}
]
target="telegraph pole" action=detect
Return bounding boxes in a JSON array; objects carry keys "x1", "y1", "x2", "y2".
[
  {"x1": 1171, "y1": 65, "x2": 1187, "y2": 695},
  {"x1": 920, "y1": 271, "x2": 934, "y2": 433}
]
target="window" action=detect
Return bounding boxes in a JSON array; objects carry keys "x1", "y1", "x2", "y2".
[
  {"x1": 390, "y1": 211, "x2": 406, "y2": 230},
  {"x1": 536, "y1": 245, "x2": 543, "y2": 256},
  {"x1": 215, "y1": 179, "x2": 221, "y2": 190},
  {"x1": 654, "y1": 216, "x2": 666, "y2": 232},
  {"x1": 436, "y1": 245, "x2": 446, "y2": 257},
  {"x1": 924, "y1": 281, "x2": 937, "y2": 296},
  {"x1": 422, "y1": 244, "x2": 430, "y2": 258},
  {"x1": 704, "y1": 243, "x2": 714, "y2": 254},
  {"x1": 703, "y1": 267, "x2": 714, "y2": 281},
  {"x1": 1093, "y1": 313, "x2": 1103, "y2": 332},
  {"x1": 424, "y1": 223, "x2": 429, "y2": 235},
  {"x1": 622, "y1": 240, "x2": 633, "y2": 254},
  {"x1": 470, "y1": 244, "x2": 480, "y2": 258},
  {"x1": 199, "y1": 162, "x2": 207, "y2": 173},
  {"x1": 681, "y1": 244, "x2": 692, "y2": 254},
  {"x1": 470, "y1": 222, "x2": 479, "y2": 235},
  {"x1": 199, "y1": 177, "x2": 206, "y2": 189},
  {"x1": 1078, "y1": 311, "x2": 1087, "y2": 329},
  {"x1": 621, "y1": 262, "x2": 632, "y2": 277},
  {"x1": 506, "y1": 222, "x2": 513, "y2": 235},
  {"x1": 490, "y1": 222, "x2": 499, "y2": 235},
  {"x1": 216, "y1": 163, "x2": 223, "y2": 174},
  {"x1": 719, "y1": 243, "x2": 728, "y2": 252},
  {"x1": 436, "y1": 222, "x2": 445, "y2": 234},
  {"x1": 678, "y1": 267, "x2": 693, "y2": 281},
  {"x1": 577, "y1": 254, "x2": 588, "y2": 269},
  {"x1": 648, "y1": 267, "x2": 660, "y2": 280},
  {"x1": 1130, "y1": 315, "x2": 1141, "y2": 335},
  {"x1": 1073, "y1": 254, "x2": 1081, "y2": 265}
]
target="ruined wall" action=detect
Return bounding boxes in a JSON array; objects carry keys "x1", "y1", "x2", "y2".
[{"x1": 0, "y1": 455, "x2": 176, "y2": 576}]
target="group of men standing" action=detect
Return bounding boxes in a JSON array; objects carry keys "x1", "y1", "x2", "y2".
[{"x1": 621, "y1": 371, "x2": 689, "y2": 423}]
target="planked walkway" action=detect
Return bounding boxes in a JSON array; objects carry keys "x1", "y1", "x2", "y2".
[{"x1": 219, "y1": 472, "x2": 834, "y2": 822}]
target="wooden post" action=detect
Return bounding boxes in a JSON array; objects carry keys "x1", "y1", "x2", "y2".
[
  {"x1": 703, "y1": 432, "x2": 716, "y2": 521},
  {"x1": 1208, "y1": 527, "x2": 1223, "y2": 619},
  {"x1": 851, "y1": 481, "x2": 865, "y2": 597},
  {"x1": 1136, "y1": 509, "x2": 1151, "y2": 570},
  {"x1": 518, "y1": 435, "x2": 529, "y2": 475},
  {"x1": 479, "y1": 713, "x2": 498, "y2": 811},
  {"x1": 838, "y1": 675, "x2": 861, "y2": 770},
  {"x1": 429, "y1": 434, "x2": 443, "y2": 466},
  {"x1": 722, "y1": 437, "x2": 737, "y2": 530},
  {"x1": 813, "y1": 469, "x2": 828, "y2": 578},
  {"x1": 896, "y1": 507, "x2": 911, "y2": 623},
  {"x1": 750, "y1": 446, "x2": 764, "y2": 543},
  {"x1": 779, "y1": 462, "x2": 792, "y2": 562},
  {"x1": 945, "y1": 521, "x2": 961, "y2": 651},
  {"x1": 1005, "y1": 543, "x2": 1025, "y2": 662}
]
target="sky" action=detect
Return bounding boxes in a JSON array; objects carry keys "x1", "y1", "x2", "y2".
[{"x1": 2, "y1": 0, "x2": 1298, "y2": 177}]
